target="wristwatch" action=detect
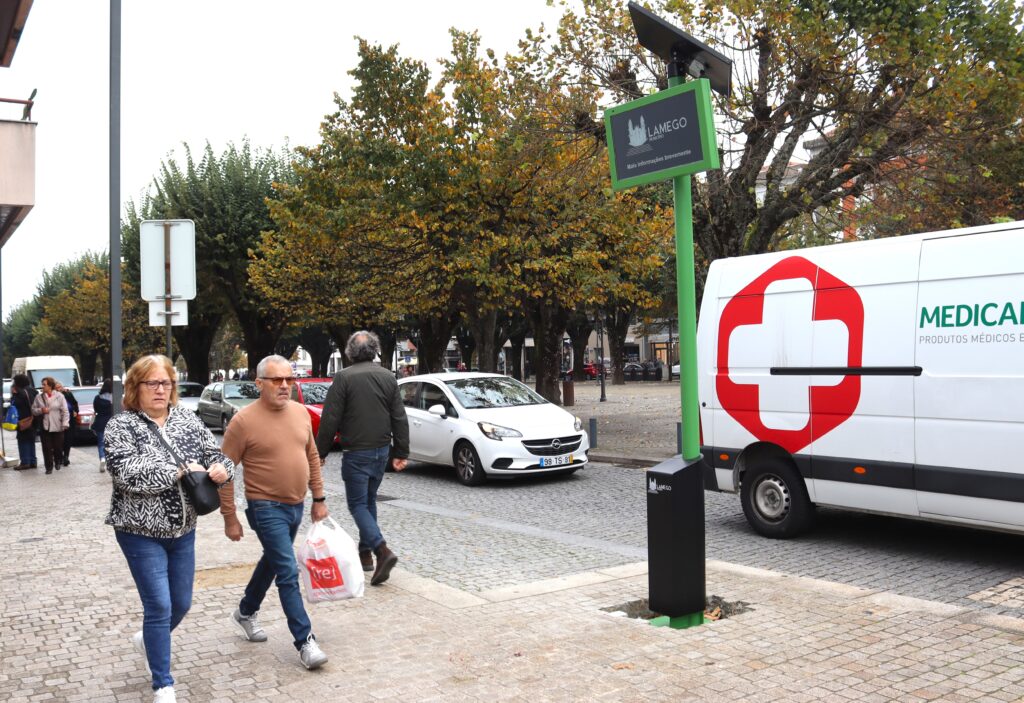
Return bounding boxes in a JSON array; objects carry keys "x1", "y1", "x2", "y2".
[{"x1": 312, "y1": 496, "x2": 326, "y2": 503}]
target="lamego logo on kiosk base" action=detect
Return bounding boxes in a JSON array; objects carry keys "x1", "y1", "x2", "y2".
[{"x1": 716, "y1": 257, "x2": 865, "y2": 455}]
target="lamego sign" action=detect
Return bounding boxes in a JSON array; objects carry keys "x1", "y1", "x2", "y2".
[{"x1": 604, "y1": 79, "x2": 719, "y2": 191}]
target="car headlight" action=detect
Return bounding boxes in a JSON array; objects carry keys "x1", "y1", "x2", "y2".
[
  {"x1": 477, "y1": 421, "x2": 523, "y2": 440},
  {"x1": 574, "y1": 415, "x2": 582, "y2": 432}
]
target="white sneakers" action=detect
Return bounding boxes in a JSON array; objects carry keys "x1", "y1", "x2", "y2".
[
  {"x1": 298, "y1": 634, "x2": 328, "y2": 670},
  {"x1": 131, "y1": 631, "x2": 150, "y2": 675},
  {"x1": 153, "y1": 686, "x2": 176, "y2": 702},
  {"x1": 99, "y1": 458, "x2": 106, "y2": 473}
]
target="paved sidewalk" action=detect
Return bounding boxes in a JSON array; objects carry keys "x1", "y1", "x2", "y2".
[{"x1": 0, "y1": 438, "x2": 1021, "y2": 702}]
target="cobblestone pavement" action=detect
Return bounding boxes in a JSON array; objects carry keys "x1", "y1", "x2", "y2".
[{"x1": 1, "y1": 400, "x2": 1022, "y2": 702}]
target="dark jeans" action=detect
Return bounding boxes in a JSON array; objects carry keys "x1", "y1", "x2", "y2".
[
  {"x1": 40, "y1": 430, "x2": 63, "y2": 470},
  {"x1": 96, "y1": 429, "x2": 106, "y2": 459},
  {"x1": 115, "y1": 529, "x2": 196, "y2": 691},
  {"x1": 62, "y1": 427, "x2": 73, "y2": 462},
  {"x1": 341, "y1": 445, "x2": 390, "y2": 552},
  {"x1": 16, "y1": 432, "x2": 36, "y2": 466},
  {"x1": 241, "y1": 500, "x2": 312, "y2": 650}
]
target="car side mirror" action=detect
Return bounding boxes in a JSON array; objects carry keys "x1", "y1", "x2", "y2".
[{"x1": 427, "y1": 404, "x2": 447, "y2": 418}]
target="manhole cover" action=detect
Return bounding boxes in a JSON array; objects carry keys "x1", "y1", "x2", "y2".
[{"x1": 602, "y1": 595, "x2": 751, "y2": 622}]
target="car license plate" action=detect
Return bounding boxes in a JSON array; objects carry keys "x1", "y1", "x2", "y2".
[{"x1": 540, "y1": 454, "x2": 572, "y2": 467}]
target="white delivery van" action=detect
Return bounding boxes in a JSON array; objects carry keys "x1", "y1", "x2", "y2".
[
  {"x1": 11, "y1": 355, "x2": 81, "y2": 389},
  {"x1": 697, "y1": 220, "x2": 1024, "y2": 537}
]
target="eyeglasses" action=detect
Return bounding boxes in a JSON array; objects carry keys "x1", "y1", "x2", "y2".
[
  {"x1": 259, "y1": 376, "x2": 298, "y2": 385},
  {"x1": 140, "y1": 380, "x2": 175, "y2": 390}
]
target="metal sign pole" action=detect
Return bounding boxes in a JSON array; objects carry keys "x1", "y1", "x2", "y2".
[{"x1": 163, "y1": 222, "x2": 173, "y2": 358}]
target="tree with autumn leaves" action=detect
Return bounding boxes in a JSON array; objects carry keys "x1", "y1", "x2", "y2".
[{"x1": 254, "y1": 32, "x2": 669, "y2": 402}]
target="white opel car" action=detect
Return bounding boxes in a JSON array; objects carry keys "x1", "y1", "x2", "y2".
[{"x1": 397, "y1": 373, "x2": 589, "y2": 486}]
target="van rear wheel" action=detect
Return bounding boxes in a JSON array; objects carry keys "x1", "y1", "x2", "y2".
[{"x1": 740, "y1": 459, "x2": 814, "y2": 538}]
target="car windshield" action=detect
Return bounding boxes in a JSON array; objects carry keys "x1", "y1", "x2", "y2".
[
  {"x1": 444, "y1": 377, "x2": 547, "y2": 409},
  {"x1": 71, "y1": 389, "x2": 96, "y2": 406},
  {"x1": 31, "y1": 369, "x2": 79, "y2": 387},
  {"x1": 177, "y1": 384, "x2": 204, "y2": 398},
  {"x1": 224, "y1": 382, "x2": 259, "y2": 399},
  {"x1": 299, "y1": 383, "x2": 330, "y2": 405}
]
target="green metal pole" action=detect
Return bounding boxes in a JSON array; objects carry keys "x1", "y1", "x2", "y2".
[{"x1": 669, "y1": 76, "x2": 701, "y2": 461}]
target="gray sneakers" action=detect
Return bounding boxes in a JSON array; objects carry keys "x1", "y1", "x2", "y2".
[
  {"x1": 231, "y1": 608, "x2": 267, "y2": 642},
  {"x1": 299, "y1": 634, "x2": 328, "y2": 670}
]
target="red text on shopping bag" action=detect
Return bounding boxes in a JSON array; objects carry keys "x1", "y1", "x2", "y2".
[{"x1": 306, "y1": 557, "x2": 344, "y2": 589}]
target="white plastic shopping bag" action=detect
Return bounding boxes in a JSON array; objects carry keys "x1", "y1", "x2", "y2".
[{"x1": 296, "y1": 517, "x2": 365, "y2": 602}]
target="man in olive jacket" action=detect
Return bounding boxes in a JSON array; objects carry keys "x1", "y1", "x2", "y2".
[{"x1": 316, "y1": 330, "x2": 409, "y2": 586}]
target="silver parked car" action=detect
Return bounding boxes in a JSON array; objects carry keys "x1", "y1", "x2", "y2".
[
  {"x1": 197, "y1": 381, "x2": 259, "y2": 432},
  {"x1": 176, "y1": 382, "x2": 205, "y2": 415}
]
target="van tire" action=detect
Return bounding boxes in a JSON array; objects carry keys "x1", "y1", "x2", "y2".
[{"x1": 740, "y1": 459, "x2": 814, "y2": 538}]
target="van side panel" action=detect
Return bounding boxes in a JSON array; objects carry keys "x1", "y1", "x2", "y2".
[
  {"x1": 914, "y1": 229, "x2": 1024, "y2": 527},
  {"x1": 808, "y1": 244, "x2": 919, "y2": 517}
]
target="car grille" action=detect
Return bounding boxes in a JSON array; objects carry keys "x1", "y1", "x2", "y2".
[{"x1": 522, "y1": 435, "x2": 583, "y2": 456}]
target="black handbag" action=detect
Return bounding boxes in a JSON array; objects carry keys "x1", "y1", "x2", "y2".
[{"x1": 148, "y1": 423, "x2": 221, "y2": 516}]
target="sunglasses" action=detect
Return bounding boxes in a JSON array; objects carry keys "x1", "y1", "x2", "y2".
[{"x1": 259, "y1": 376, "x2": 298, "y2": 386}]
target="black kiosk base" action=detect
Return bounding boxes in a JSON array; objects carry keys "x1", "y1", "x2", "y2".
[{"x1": 647, "y1": 454, "x2": 706, "y2": 629}]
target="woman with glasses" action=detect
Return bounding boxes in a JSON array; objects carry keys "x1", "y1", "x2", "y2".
[{"x1": 103, "y1": 355, "x2": 235, "y2": 703}]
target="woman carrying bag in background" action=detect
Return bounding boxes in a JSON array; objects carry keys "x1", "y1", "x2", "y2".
[
  {"x1": 92, "y1": 379, "x2": 114, "y2": 472},
  {"x1": 31, "y1": 376, "x2": 68, "y2": 474},
  {"x1": 103, "y1": 355, "x2": 234, "y2": 703}
]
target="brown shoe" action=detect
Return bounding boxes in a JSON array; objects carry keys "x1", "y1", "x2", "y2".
[
  {"x1": 370, "y1": 542, "x2": 397, "y2": 586},
  {"x1": 13, "y1": 464, "x2": 31, "y2": 471},
  {"x1": 359, "y1": 550, "x2": 373, "y2": 572}
]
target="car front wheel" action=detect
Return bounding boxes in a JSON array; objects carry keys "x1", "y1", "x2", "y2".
[{"x1": 453, "y1": 441, "x2": 486, "y2": 487}]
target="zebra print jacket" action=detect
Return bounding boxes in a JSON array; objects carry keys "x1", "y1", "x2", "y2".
[{"x1": 104, "y1": 406, "x2": 235, "y2": 538}]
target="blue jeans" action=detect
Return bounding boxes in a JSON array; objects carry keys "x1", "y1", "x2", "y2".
[
  {"x1": 96, "y1": 429, "x2": 105, "y2": 459},
  {"x1": 342, "y1": 445, "x2": 390, "y2": 552},
  {"x1": 115, "y1": 529, "x2": 196, "y2": 691},
  {"x1": 16, "y1": 434, "x2": 36, "y2": 465},
  {"x1": 241, "y1": 500, "x2": 312, "y2": 650}
]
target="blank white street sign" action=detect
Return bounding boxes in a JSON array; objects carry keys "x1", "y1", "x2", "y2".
[
  {"x1": 148, "y1": 299, "x2": 189, "y2": 326},
  {"x1": 140, "y1": 219, "x2": 197, "y2": 302}
]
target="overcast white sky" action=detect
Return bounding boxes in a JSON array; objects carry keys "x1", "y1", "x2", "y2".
[{"x1": 0, "y1": 0, "x2": 564, "y2": 317}]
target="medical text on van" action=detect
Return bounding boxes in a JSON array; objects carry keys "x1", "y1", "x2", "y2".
[{"x1": 919, "y1": 302, "x2": 1024, "y2": 328}]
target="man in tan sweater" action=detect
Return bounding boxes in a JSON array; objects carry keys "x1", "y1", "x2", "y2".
[{"x1": 218, "y1": 355, "x2": 329, "y2": 671}]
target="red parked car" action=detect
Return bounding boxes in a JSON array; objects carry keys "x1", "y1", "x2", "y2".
[{"x1": 290, "y1": 378, "x2": 336, "y2": 441}]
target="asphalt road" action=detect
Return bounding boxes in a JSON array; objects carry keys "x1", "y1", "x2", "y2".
[{"x1": 313, "y1": 456, "x2": 1024, "y2": 620}]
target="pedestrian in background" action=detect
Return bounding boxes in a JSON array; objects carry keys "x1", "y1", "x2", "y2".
[
  {"x1": 92, "y1": 379, "x2": 113, "y2": 472},
  {"x1": 219, "y1": 354, "x2": 329, "y2": 670},
  {"x1": 316, "y1": 330, "x2": 409, "y2": 585},
  {"x1": 31, "y1": 377, "x2": 68, "y2": 474},
  {"x1": 104, "y1": 355, "x2": 233, "y2": 703},
  {"x1": 11, "y1": 374, "x2": 37, "y2": 470},
  {"x1": 55, "y1": 381, "x2": 78, "y2": 467}
]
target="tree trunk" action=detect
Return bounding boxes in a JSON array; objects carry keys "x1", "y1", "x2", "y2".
[
  {"x1": 373, "y1": 325, "x2": 397, "y2": 372},
  {"x1": 530, "y1": 302, "x2": 569, "y2": 404},
  {"x1": 173, "y1": 314, "x2": 222, "y2": 384},
  {"x1": 454, "y1": 325, "x2": 475, "y2": 369},
  {"x1": 469, "y1": 309, "x2": 498, "y2": 373},
  {"x1": 565, "y1": 311, "x2": 594, "y2": 381},
  {"x1": 508, "y1": 331, "x2": 526, "y2": 381},
  {"x1": 605, "y1": 307, "x2": 633, "y2": 386},
  {"x1": 417, "y1": 316, "x2": 453, "y2": 374},
  {"x1": 239, "y1": 316, "x2": 283, "y2": 378},
  {"x1": 78, "y1": 348, "x2": 99, "y2": 386},
  {"x1": 326, "y1": 324, "x2": 353, "y2": 371},
  {"x1": 297, "y1": 326, "x2": 334, "y2": 377}
]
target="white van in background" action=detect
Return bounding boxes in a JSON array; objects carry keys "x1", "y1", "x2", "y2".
[
  {"x1": 11, "y1": 355, "x2": 81, "y2": 389},
  {"x1": 697, "y1": 220, "x2": 1024, "y2": 538}
]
